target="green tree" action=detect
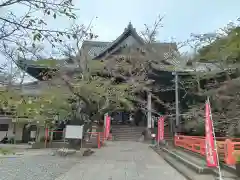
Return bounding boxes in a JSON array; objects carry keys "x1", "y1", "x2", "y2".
[
  {"x1": 0, "y1": 0, "x2": 78, "y2": 55},
  {"x1": 198, "y1": 26, "x2": 240, "y2": 64},
  {"x1": 0, "y1": 85, "x2": 71, "y2": 126}
]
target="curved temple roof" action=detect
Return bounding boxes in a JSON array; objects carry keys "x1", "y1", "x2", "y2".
[
  {"x1": 16, "y1": 58, "x2": 58, "y2": 81},
  {"x1": 16, "y1": 22, "x2": 179, "y2": 80},
  {"x1": 93, "y1": 22, "x2": 145, "y2": 59}
]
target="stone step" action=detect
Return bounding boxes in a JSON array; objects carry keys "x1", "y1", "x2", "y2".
[
  {"x1": 113, "y1": 129, "x2": 143, "y2": 131},
  {"x1": 151, "y1": 147, "x2": 216, "y2": 180},
  {"x1": 113, "y1": 131, "x2": 143, "y2": 133},
  {"x1": 113, "y1": 130, "x2": 142, "y2": 132},
  {"x1": 114, "y1": 136, "x2": 140, "y2": 140},
  {"x1": 112, "y1": 132, "x2": 142, "y2": 140},
  {"x1": 161, "y1": 147, "x2": 211, "y2": 174},
  {"x1": 172, "y1": 148, "x2": 237, "y2": 179},
  {"x1": 174, "y1": 147, "x2": 237, "y2": 175},
  {"x1": 113, "y1": 133, "x2": 142, "y2": 136},
  {"x1": 113, "y1": 132, "x2": 172, "y2": 137},
  {"x1": 112, "y1": 131, "x2": 142, "y2": 133},
  {"x1": 152, "y1": 146, "x2": 237, "y2": 180},
  {"x1": 113, "y1": 135, "x2": 142, "y2": 137},
  {"x1": 111, "y1": 126, "x2": 144, "y2": 129},
  {"x1": 112, "y1": 130, "x2": 143, "y2": 134},
  {"x1": 112, "y1": 125, "x2": 173, "y2": 141},
  {"x1": 112, "y1": 129, "x2": 144, "y2": 132},
  {"x1": 114, "y1": 139, "x2": 139, "y2": 141},
  {"x1": 112, "y1": 136, "x2": 141, "y2": 139},
  {"x1": 113, "y1": 129, "x2": 144, "y2": 131},
  {"x1": 112, "y1": 135, "x2": 141, "y2": 139}
]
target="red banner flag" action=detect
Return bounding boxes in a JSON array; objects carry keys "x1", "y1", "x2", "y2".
[
  {"x1": 105, "y1": 115, "x2": 111, "y2": 139},
  {"x1": 157, "y1": 116, "x2": 164, "y2": 143},
  {"x1": 205, "y1": 100, "x2": 218, "y2": 167}
]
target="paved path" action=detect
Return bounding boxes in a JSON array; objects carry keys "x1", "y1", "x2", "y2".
[
  {"x1": 0, "y1": 154, "x2": 79, "y2": 180},
  {"x1": 56, "y1": 141, "x2": 186, "y2": 180}
]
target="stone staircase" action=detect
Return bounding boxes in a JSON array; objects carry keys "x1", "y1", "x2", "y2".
[
  {"x1": 151, "y1": 123, "x2": 173, "y2": 143},
  {"x1": 151, "y1": 145, "x2": 237, "y2": 180},
  {"x1": 112, "y1": 125, "x2": 145, "y2": 141},
  {"x1": 163, "y1": 124, "x2": 174, "y2": 142}
]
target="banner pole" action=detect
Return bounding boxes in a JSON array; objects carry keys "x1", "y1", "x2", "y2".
[
  {"x1": 208, "y1": 97, "x2": 223, "y2": 180},
  {"x1": 157, "y1": 120, "x2": 160, "y2": 147},
  {"x1": 157, "y1": 118, "x2": 160, "y2": 147},
  {"x1": 104, "y1": 113, "x2": 107, "y2": 140}
]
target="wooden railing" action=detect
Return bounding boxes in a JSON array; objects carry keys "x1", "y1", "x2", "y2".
[
  {"x1": 224, "y1": 139, "x2": 240, "y2": 165},
  {"x1": 174, "y1": 135, "x2": 205, "y2": 155},
  {"x1": 174, "y1": 135, "x2": 240, "y2": 165}
]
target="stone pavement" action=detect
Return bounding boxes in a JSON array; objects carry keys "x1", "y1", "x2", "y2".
[
  {"x1": 0, "y1": 154, "x2": 79, "y2": 180},
  {"x1": 56, "y1": 141, "x2": 186, "y2": 180},
  {"x1": 0, "y1": 144, "x2": 32, "y2": 150}
]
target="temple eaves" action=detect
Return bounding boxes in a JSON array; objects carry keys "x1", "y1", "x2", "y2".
[{"x1": 92, "y1": 22, "x2": 145, "y2": 60}]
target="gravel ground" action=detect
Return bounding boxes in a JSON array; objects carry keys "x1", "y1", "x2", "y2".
[
  {"x1": 0, "y1": 142, "x2": 186, "y2": 180},
  {"x1": 0, "y1": 155, "x2": 80, "y2": 180},
  {"x1": 56, "y1": 141, "x2": 186, "y2": 180}
]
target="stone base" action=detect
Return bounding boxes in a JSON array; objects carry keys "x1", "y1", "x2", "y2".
[
  {"x1": 82, "y1": 149, "x2": 94, "y2": 156},
  {"x1": 31, "y1": 141, "x2": 101, "y2": 149},
  {"x1": 51, "y1": 148, "x2": 95, "y2": 157},
  {"x1": 56, "y1": 148, "x2": 76, "y2": 157}
]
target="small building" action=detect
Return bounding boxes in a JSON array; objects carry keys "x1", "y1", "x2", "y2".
[
  {"x1": 0, "y1": 82, "x2": 47, "y2": 143},
  {"x1": 0, "y1": 115, "x2": 45, "y2": 143}
]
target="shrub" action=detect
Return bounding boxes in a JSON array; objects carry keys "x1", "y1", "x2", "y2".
[{"x1": 0, "y1": 148, "x2": 14, "y2": 155}]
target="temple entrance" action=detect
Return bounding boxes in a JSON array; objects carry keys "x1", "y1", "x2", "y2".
[
  {"x1": 110, "y1": 110, "x2": 146, "y2": 127},
  {"x1": 134, "y1": 109, "x2": 147, "y2": 127},
  {"x1": 111, "y1": 111, "x2": 130, "y2": 125}
]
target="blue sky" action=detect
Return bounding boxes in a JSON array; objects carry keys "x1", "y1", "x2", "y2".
[
  {"x1": 73, "y1": 0, "x2": 240, "y2": 43},
  {"x1": 3, "y1": 0, "x2": 240, "y2": 82},
  {"x1": 5, "y1": 0, "x2": 240, "y2": 54}
]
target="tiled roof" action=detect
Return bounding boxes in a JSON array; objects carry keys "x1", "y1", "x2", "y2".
[
  {"x1": 147, "y1": 42, "x2": 178, "y2": 65},
  {"x1": 16, "y1": 22, "x2": 188, "y2": 80},
  {"x1": 92, "y1": 22, "x2": 145, "y2": 59},
  {"x1": 81, "y1": 23, "x2": 179, "y2": 71},
  {"x1": 81, "y1": 41, "x2": 110, "y2": 56},
  {"x1": 87, "y1": 43, "x2": 110, "y2": 57}
]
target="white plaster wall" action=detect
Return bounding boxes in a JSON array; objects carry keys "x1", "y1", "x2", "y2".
[
  {"x1": 0, "y1": 118, "x2": 45, "y2": 142},
  {"x1": 14, "y1": 124, "x2": 45, "y2": 142},
  {"x1": 0, "y1": 122, "x2": 24, "y2": 141},
  {"x1": 14, "y1": 123, "x2": 24, "y2": 141}
]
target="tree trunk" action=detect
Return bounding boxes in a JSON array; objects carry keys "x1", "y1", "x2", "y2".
[
  {"x1": 225, "y1": 72, "x2": 231, "y2": 81},
  {"x1": 197, "y1": 80, "x2": 201, "y2": 92}
]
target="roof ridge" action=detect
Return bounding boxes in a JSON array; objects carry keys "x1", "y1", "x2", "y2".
[
  {"x1": 82, "y1": 40, "x2": 111, "y2": 46},
  {"x1": 93, "y1": 23, "x2": 145, "y2": 59}
]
